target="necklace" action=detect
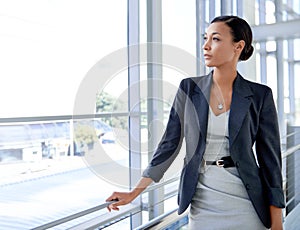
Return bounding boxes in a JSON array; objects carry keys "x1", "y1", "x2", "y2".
[
  {"x1": 212, "y1": 83, "x2": 224, "y2": 110},
  {"x1": 217, "y1": 103, "x2": 224, "y2": 110}
]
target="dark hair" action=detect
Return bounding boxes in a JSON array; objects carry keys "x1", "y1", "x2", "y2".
[{"x1": 211, "y1": 15, "x2": 254, "y2": 61}]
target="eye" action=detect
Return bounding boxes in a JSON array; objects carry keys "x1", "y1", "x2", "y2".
[
  {"x1": 213, "y1": 37, "x2": 220, "y2": 41},
  {"x1": 203, "y1": 36, "x2": 207, "y2": 41}
]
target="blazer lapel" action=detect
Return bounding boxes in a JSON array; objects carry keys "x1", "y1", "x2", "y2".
[
  {"x1": 189, "y1": 72, "x2": 253, "y2": 152},
  {"x1": 191, "y1": 72, "x2": 212, "y2": 142},
  {"x1": 229, "y1": 73, "x2": 253, "y2": 146}
]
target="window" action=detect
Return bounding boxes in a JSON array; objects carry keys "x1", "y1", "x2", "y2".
[{"x1": 0, "y1": 1, "x2": 128, "y2": 229}]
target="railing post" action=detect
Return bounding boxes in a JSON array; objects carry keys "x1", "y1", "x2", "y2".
[
  {"x1": 128, "y1": 0, "x2": 142, "y2": 228},
  {"x1": 146, "y1": 0, "x2": 164, "y2": 220}
]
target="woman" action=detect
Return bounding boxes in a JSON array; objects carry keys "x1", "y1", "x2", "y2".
[{"x1": 106, "y1": 16, "x2": 285, "y2": 229}]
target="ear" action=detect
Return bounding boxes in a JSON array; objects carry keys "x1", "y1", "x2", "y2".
[{"x1": 235, "y1": 40, "x2": 245, "y2": 52}]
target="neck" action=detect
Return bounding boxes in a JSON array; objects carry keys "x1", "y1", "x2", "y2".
[{"x1": 213, "y1": 67, "x2": 237, "y2": 88}]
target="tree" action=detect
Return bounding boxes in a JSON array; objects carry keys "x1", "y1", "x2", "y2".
[
  {"x1": 74, "y1": 124, "x2": 98, "y2": 150},
  {"x1": 96, "y1": 91, "x2": 128, "y2": 129}
]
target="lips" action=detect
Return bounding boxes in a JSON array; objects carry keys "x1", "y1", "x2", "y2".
[{"x1": 204, "y1": 54, "x2": 212, "y2": 59}]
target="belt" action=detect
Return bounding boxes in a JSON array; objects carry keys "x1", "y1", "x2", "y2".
[{"x1": 205, "y1": 156, "x2": 235, "y2": 168}]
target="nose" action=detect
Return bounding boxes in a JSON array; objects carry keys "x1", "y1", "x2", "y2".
[{"x1": 202, "y1": 39, "x2": 210, "y2": 50}]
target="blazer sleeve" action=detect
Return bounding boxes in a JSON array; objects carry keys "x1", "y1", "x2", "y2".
[
  {"x1": 142, "y1": 80, "x2": 186, "y2": 182},
  {"x1": 255, "y1": 88, "x2": 285, "y2": 208}
]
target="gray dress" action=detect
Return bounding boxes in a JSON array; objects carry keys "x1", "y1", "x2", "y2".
[{"x1": 188, "y1": 108, "x2": 267, "y2": 230}]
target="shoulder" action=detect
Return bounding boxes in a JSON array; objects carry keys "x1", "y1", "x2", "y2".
[
  {"x1": 179, "y1": 74, "x2": 211, "y2": 91},
  {"x1": 244, "y1": 78, "x2": 270, "y2": 90},
  {"x1": 237, "y1": 74, "x2": 273, "y2": 96}
]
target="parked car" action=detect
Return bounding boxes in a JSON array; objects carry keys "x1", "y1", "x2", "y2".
[
  {"x1": 98, "y1": 131, "x2": 115, "y2": 144},
  {"x1": 93, "y1": 120, "x2": 116, "y2": 144}
]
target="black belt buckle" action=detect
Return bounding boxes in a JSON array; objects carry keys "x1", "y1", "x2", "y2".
[{"x1": 204, "y1": 156, "x2": 234, "y2": 168}]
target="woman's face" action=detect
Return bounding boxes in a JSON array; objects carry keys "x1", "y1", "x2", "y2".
[{"x1": 202, "y1": 22, "x2": 241, "y2": 68}]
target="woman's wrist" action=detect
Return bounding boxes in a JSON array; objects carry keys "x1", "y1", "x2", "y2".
[
  {"x1": 130, "y1": 188, "x2": 143, "y2": 199},
  {"x1": 270, "y1": 205, "x2": 283, "y2": 230},
  {"x1": 130, "y1": 177, "x2": 153, "y2": 199}
]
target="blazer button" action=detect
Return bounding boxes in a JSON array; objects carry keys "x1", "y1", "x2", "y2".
[{"x1": 246, "y1": 184, "x2": 251, "y2": 190}]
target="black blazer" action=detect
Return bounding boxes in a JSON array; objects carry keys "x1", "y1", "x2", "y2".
[{"x1": 142, "y1": 71, "x2": 285, "y2": 228}]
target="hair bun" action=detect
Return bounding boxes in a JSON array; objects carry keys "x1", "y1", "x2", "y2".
[{"x1": 240, "y1": 45, "x2": 254, "y2": 61}]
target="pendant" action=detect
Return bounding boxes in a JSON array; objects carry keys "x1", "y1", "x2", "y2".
[{"x1": 217, "y1": 103, "x2": 223, "y2": 110}]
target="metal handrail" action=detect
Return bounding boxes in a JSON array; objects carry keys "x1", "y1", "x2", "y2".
[
  {"x1": 134, "y1": 208, "x2": 178, "y2": 230},
  {"x1": 31, "y1": 176, "x2": 180, "y2": 230},
  {"x1": 31, "y1": 201, "x2": 115, "y2": 230},
  {"x1": 282, "y1": 143, "x2": 300, "y2": 159},
  {"x1": 0, "y1": 113, "x2": 123, "y2": 122},
  {"x1": 144, "y1": 176, "x2": 179, "y2": 193},
  {"x1": 281, "y1": 130, "x2": 300, "y2": 140},
  {"x1": 0, "y1": 112, "x2": 147, "y2": 124},
  {"x1": 69, "y1": 204, "x2": 141, "y2": 230}
]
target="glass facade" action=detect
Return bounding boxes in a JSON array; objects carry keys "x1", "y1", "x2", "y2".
[{"x1": 0, "y1": 0, "x2": 300, "y2": 229}]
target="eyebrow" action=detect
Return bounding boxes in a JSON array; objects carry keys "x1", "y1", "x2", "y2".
[{"x1": 203, "y1": 32, "x2": 221, "y2": 36}]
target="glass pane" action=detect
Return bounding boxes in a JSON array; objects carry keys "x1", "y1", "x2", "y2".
[
  {"x1": 266, "y1": 0, "x2": 276, "y2": 24},
  {"x1": 0, "y1": 0, "x2": 129, "y2": 228},
  {"x1": 294, "y1": 39, "x2": 300, "y2": 60},
  {"x1": 96, "y1": 71, "x2": 128, "y2": 113},
  {"x1": 295, "y1": 64, "x2": 300, "y2": 125},
  {"x1": 0, "y1": 117, "x2": 130, "y2": 229},
  {"x1": 0, "y1": 0, "x2": 127, "y2": 117},
  {"x1": 266, "y1": 41, "x2": 276, "y2": 52},
  {"x1": 266, "y1": 55, "x2": 278, "y2": 100},
  {"x1": 162, "y1": 0, "x2": 196, "y2": 57},
  {"x1": 161, "y1": 0, "x2": 197, "y2": 123},
  {"x1": 294, "y1": 0, "x2": 300, "y2": 15}
]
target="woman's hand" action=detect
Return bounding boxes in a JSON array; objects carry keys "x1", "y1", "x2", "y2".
[
  {"x1": 106, "y1": 191, "x2": 136, "y2": 211},
  {"x1": 106, "y1": 177, "x2": 154, "y2": 212}
]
